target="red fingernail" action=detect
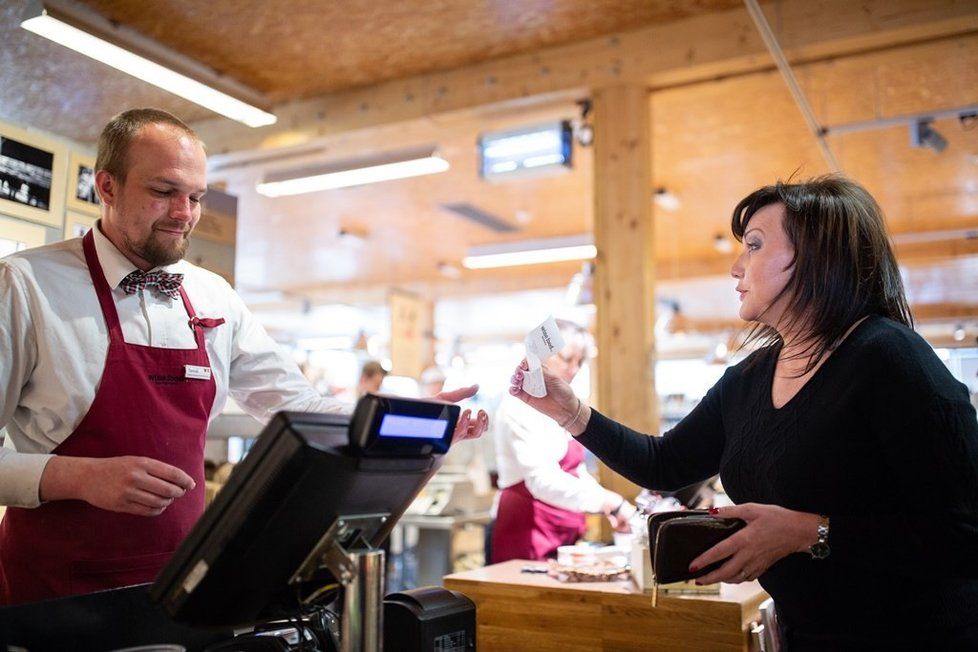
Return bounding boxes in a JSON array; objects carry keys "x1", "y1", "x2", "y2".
[
  {"x1": 708, "y1": 507, "x2": 719, "y2": 515},
  {"x1": 689, "y1": 565, "x2": 699, "y2": 573},
  {"x1": 694, "y1": 580, "x2": 704, "y2": 586}
]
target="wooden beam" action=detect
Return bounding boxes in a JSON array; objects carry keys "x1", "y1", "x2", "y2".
[
  {"x1": 194, "y1": 0, "x2": 978, "y2": 154},
  {"x1": 895, "y1": 238, "x2": 978, "y2": 262},
  {"x1": 592, "y1": 85, "x2": 655, "y2": 506},
  {"x1": 913, "y1": 302, "x2": 978, "y2": 321},
  {"x1": 652, "y1": 237, "x2": 978, "y2": 283},
  {"x1": 242, "y1": 263, "x2": 582, "y2": 308}
]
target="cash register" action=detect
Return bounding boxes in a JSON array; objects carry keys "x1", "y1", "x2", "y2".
[{"x1": 0, "y1": 395, "x2": 477, "y2": 652}]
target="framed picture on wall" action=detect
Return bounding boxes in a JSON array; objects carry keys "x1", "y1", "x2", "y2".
[
  {"x1": 66, "y1": 151, "x2": 100, "y2": 216},
  {"x1": 64, "y1": 210, "x2": 97, "y2": 240},
  {"x1": 0, "y1": 120, "x2": 67, "y2": 229}
]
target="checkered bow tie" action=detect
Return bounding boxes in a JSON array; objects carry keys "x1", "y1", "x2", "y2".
[{"x1": 119, "y1": 269, "x2": 184, "y2": 300}]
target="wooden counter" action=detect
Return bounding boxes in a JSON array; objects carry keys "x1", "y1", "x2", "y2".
[{"x1": 443, "y1": 560, "x2": 768, "y2": 651}]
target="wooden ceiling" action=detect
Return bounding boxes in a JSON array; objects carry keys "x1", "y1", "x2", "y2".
[{"x1": 1, "y1": 0, "x2": 977, "y2": 342}]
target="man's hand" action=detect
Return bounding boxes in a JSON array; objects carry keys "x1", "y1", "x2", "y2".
[
  {"x1": 432, "y1": 384, "x2": 490, "y2": 444},
  {"x1": 40, "y1": 455, "x2": 196, "y2": 516}
]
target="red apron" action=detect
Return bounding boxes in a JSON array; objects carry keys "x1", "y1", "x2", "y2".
[
  {"x1": 0, "y1": 231, "x2": 217, "y2": 605},
  {"x1": 491, "y1": 437, "x2": 588, "y2": 563}
]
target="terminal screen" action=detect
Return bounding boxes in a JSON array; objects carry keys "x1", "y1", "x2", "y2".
[{"x1": 378, "y1": 414, "x2": 450, "y2": 440}]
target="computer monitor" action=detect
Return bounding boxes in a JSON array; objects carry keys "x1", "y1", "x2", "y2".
[{"x1": 150, "y1": 395, "x2": 459, "y2": 628}]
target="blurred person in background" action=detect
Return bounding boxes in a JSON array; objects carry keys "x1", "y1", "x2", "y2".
[
  {"x1": 492, "y1": 319, "x2": 635, "y2": 563},
  {"x1": 419, "y1": 366, "x2": 447, "y2": 398},
  {"x1": 356, "y1": 359, "x2": 388, "y2": 397}
]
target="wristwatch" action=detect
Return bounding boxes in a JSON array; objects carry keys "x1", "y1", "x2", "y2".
[{"x1": 809, "y1": 514, "x2": 830, "y2": 560}]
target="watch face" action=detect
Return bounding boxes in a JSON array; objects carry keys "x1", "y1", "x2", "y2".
[{"x1": 810, "y1": 541, "x2": 830, "y2": 560}]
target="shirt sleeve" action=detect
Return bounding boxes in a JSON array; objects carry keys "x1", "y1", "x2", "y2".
[
  {"x1": 0, "y1": 263, "x2": 53, "y2": 507},
  {"x1": 223, "y1": 289, "x2": 351, "y2": 422},
  {"x1": 498, "y1": 402, "x2": 611, "y2": 513},
  {"x1": 577, "y1": 373, "x2": 728, "y2": 492}
]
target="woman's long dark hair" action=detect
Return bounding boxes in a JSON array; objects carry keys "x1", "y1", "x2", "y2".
[{"x1": 731, "y1": 175, "x2": 912, "y2": 373}]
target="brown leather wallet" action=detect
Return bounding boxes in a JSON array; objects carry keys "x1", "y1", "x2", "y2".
[{"x1": 648, "y1": 510, "x2": 746, "y2": 604}]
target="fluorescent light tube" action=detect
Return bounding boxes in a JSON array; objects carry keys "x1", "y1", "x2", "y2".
[
  {"x1": 462, "y1": 235, "x2": 596, "y2": 269},
  {"x1": 21, "y1": 5, "x2": 276, "y2": 128},
  {"x1": 256, "y1": 149, "x2": 449, "y2": 197}
]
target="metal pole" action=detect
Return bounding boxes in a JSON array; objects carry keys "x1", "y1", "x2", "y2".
[{"x1": 341, "y1": 549, "x2": 386, "y2": 652}]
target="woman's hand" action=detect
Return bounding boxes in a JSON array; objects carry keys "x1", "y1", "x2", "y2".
[
  {"x1": 509, "y1": 359, "x2": 590, "y2": 435},
  {"x1": 432, "y1": 384, "x2": 490, "y2": 444},
  {"x1": 688, "y1": 503, "x2": 821, "y2": 583},
  {"x1": 608, "y1": 500, "x2": 638, "y2": 533}
]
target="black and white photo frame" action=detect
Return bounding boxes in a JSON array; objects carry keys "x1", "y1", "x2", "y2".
[
  {"x1": 64, "y1": 210, "x2": 97, "y2": 240},
  {"x1": 66, "y1": 151, "x2": 100, "y2": 216},
  {"x1": 0, "y1": 120, "x2": 66, "y2": 228}
]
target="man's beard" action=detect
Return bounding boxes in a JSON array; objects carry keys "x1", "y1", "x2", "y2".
[{"x1": 126, "y1": 229, "x2": 190, "y2": 267}]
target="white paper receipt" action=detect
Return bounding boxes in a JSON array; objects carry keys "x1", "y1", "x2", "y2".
[{"x1": 522, "y1": 316, "x2": 566, "y2": 398}]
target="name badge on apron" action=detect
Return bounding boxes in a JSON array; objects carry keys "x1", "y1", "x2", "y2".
[{"x1": 184, "y1": 365, "x2": 212, "y2": 381}]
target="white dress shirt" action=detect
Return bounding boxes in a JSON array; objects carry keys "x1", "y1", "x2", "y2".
[
  {"x1": 493, "y1": 394, "x2": 608, "y2": 513},
  {"x1": 0, "y1": 225, "x2": 347, "y2": 507}
]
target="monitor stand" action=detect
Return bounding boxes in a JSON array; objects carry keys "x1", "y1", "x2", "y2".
[{"x1": 292, "y1": 512, "x2": 390, "y2": 652}]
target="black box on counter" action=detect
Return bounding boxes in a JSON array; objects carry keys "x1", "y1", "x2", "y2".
[{"x1": 383, "y1": 586, "x2": 476, "y2": 651}]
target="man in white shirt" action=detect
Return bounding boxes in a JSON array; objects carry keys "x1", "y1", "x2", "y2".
[{"x1": 0, "y1": 108, "x2": 486, "y2": 605}]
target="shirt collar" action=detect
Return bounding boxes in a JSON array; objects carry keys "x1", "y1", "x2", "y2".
[{"x1": 90, "y1": 221, "x2": 187, "y2": 290}]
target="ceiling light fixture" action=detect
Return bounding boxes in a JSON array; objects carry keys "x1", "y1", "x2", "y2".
[
  {"x1": 462, "y1": 234, "x2": 596, "y2": 269},
  {"x1": 712, "y1": 233, "x2": 734, "y2": 254},
  {"x1": 256, "y1": 146, "x2": 449, "y2": 197},
  {"x1": 574, "y1": 98, "x2": 594, "y2": 147},
  {"x1": 910, "y1": 118, "x2": 948, "y2": 153},
  {"x1": 20, "y1": 0, "x2": 276, "y2": 128},
  {"x1": 436, "y1": 262, "x2": 462, "y2": 279},
  {"x1": 653, "y1": 187, "x2": 681, "y2": 212},
  {"x1": 953, "y1": 324, "x2": 966, "y2": 342},
  {"x1": 337, "y1": 226, "x2": 368, "y2": 245}
]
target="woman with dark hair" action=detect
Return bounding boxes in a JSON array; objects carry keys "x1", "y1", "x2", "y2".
[{"x1": 508, "y1": 176, "x2": 978, "y2": 649}]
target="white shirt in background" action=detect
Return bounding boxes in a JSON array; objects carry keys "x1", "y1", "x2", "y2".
[{"x1": 493, "y1": 393, "x2": 607, "y2": 513}]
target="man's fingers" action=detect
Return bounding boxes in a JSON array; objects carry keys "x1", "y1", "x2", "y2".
[
  {"x1": 137, "y1": 472, "x2": 190, "y2": 499},
  {"x1": 141, "y1": 457, "x2": 195, "y2": 492},
  {"x1": 435, "y1": 385, "x2": 479, "y2": 404},
  {"x1": 126, "y1": 503, "x2": 168, "y2": 517},
  {"x1": 125, "y1": 488, "x2": 175, "y2": 513}
]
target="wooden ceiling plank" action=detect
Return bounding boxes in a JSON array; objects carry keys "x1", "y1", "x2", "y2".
[
  {"x1": 194, "y1": 0, "x2": 978, "y2": 154},
  {"x1": 913, "y1": 302, "x2": 978, "y2": 321}
]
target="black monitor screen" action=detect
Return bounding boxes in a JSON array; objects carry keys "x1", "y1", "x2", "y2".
[{"x1": 150, "y1": 397, "x2": 459, "y2": 628}]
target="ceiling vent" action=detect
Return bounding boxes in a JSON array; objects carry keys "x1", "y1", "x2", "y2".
[{"x1": 440, "y1": 202, "x2": 518, "y2": 233}]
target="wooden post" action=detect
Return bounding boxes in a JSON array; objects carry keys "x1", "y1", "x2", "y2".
[
  {"x1": 389, "y1": 290, "x2": 426, "y2": 379},
  {"x1": 591, "y1": 85, "x2": 657, "y2": 506}
]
